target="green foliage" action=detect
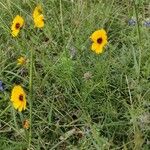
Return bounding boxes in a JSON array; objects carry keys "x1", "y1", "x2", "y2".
[{"x1": 0, "y1": 0, "x2": 150, "y2": 149}]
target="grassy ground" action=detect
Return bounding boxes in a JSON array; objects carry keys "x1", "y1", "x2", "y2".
[{"x1": 0, "y1": 0, "x2": 150, "y2": 149}]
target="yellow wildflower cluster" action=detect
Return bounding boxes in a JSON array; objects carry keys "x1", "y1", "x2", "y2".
[
  {"x1": 11, "y1": 5, "x2": 44, "y2": 37},
  {"x1": 10, "y1": 4, "x2": 108, "y2": 115}
]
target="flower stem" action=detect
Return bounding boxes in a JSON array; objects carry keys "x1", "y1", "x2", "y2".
[
  {"x1": 12, "y1": 107, "x2": 18, "y2": 130},
  {"x1": 28, "y1": 48, "x2": 34, "y2": 148},
  {"x1": 133, "y1": 0, "x2": 142, "y2": 79},
  {"x1": 59, "y1": 0, "x2": 64, "y2": 36}
]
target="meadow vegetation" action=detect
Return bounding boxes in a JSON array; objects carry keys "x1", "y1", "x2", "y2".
[{"x1": 0, "y1": 0, "x2": 150, "y2": 149}]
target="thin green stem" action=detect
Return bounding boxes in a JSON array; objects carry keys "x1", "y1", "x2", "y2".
[
  {"x1": 12, "y1": 107, "x2": 18, "y2": 130},
  {"x1": 59, "y1": 0, "x2": 64, "y2": 36},
  {"x1": 28, "y1": 48, "x2": 34, "y2": 148},
  {"x1": 133, "y1": 0, "x2": 142, "y2": 79},
  {"x1": 133, "y1": 1, "x2": 141, "y2": 41},
  {"x1": 131, "y1": 3, "x2": 143, "y2": 149}
]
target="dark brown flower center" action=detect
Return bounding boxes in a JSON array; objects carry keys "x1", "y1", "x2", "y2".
[
  {"x1": 97, "y1": 38, "x2": 103, "y2": 44},
  {"x1": 19, "y1": 94, "x2": 24, "y2": 101},
  {"x1": 15, "y1": 23, "x2": 20, "y2": 29},
  {"x1": 38, "y1": 9, "x2": 42, "y2": 14}
]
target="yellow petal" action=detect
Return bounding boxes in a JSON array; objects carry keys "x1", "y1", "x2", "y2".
[
  {"x1": 90, "y1": 29, "x2": 107, "y2": 43},
  {"x1": 34, "y1": 14, "x2": 44, "y2": 28},
  {"x1": 13, "y1": 101, "x2": 21, "y2": 110},
  {"x1": 33, "y1": 5, "x2": 43, "y2": 19},
  {"x1": 11, "y1": 29, "x2": 20, "y2": 37},
  {"x1": 17, "y1": 57, "x2": 26, "y2": 65},
  {"x1": 18, "y1": 104, "x2": 23, "y2": 112},
  {"x1": 91, "y1": 43, "x2": 103, "y2": 54}
]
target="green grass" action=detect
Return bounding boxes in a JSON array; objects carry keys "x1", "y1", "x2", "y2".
[{"x1": 0, "y1": 0, "x2": 150, "y2": 149}]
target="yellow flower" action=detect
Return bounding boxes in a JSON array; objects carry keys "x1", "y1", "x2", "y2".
[
  {"x1": 23, "y1": 119, "x2": 29, "y2": 129},
  {"x1": 34, "y1": 14, "x2": 44, "y2": 28},
  {"x1": 10, "y1": 85, "x2": 27, "y2": 112},
  {"x1": 11, "y1": 15, "x2": 24, "y2": 37},
  {"x1": 33, "y1": 5, "x2": 44, "y2": 28},
  {"x1": 17, "y1": 57, "x2": 26, "y2": 65},
  {"x1": 90, "y1": 29, "x2": 108, "y2": 54},
  {"x1": 33, "y1": 5, "x2": 43, "y2": 18}
]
